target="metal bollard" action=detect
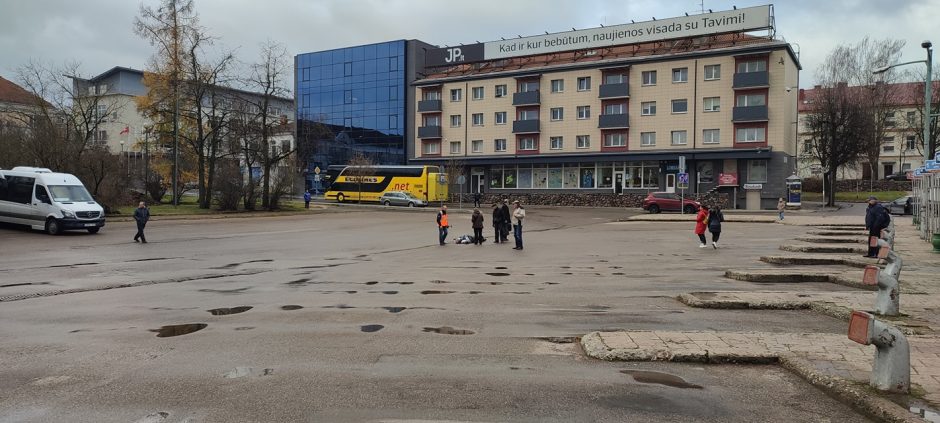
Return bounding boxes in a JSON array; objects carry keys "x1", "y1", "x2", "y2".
[
  {"x1": 848, "y1": 310, "x2": 910, "y2": 393},
  {"x1": 862, "y1": 238, "x2": 901, "y2": 316}
]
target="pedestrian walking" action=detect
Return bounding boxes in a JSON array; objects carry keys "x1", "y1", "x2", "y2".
[
  {"x1": 694, "y1": 205, "x2": 710, "y2": 248},
  {"x1": 471, "y1": 208, "x2": 485, "y2": 245},
  {"x1": 491, "y1": 203, "x2": 503, "y2": 244},
  {"x1": 473, "y1": 192, "x2": 482, "y2": 208},
  {"x1": 436, "y1": 205, "x2": 450, "y2": 245},
  {"x1": 303, "y1": 190, "x2": 312, "y2": 209},
  {"x1": 133, "y1": 201, "x2": 150, "y2": 243},
  {"x1": 864, "y1": 196, "x2": 891, "y2": 257},
  {"x1": 499, "y1": 199, "x2": 511, "y2": 242},
  {"x1": 708, "y1": 205, "x2": 724, "y2": 249},
  {"x1": 511, "y1": 200, "x2": 525, "y2": 250},
  {"x1": 777, "y1": 197, "x2": 786, "y2": 220}
]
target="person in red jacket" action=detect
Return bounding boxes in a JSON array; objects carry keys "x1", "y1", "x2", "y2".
[{"x1": 694, "y1": 205, "x2": 710, "y2": 248}]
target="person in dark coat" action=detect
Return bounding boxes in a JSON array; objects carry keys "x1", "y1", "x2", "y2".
[
  {"x1": 133, "y1": 201, "x2": 150, "y2": 243},
  {"x1": 471, "y1": 208, "x2": 485, "y2": 245},
  {"x1": 473, "y1": 192, "x2": 482, "y2": 208},
  {"x1": 303, "y1": 190, "x2": 312, "y2": 209},
  {"x1": 491, "y1": 203, "x2": 503, "y2": 244},
  {"x1": 864, "y1": 196, "x2": 891, "y2": 257},
  {"x1": 707, "y1": 205, "x2": 724, "y2": 249},
  {"x1": 499, "y1": 199, "x2": 511, "y2": 242}
]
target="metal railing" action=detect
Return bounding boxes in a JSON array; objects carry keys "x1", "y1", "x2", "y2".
[{"x1": 913, "y1": 172, "x2": 940, "y2": 240}]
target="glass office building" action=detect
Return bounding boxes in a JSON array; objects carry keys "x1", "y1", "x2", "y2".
[{"x1": 295, "y1": 39, "x2": 432, "y2": 191}]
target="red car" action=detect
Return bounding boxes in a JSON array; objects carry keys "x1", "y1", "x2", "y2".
[{"x1": 641, "y1": 192, "x2": 701, "y2": 214}]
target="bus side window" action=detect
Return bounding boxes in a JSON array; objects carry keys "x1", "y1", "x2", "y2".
[{"x1": 0, "y1": 176, "x2": 7, "y2": 202}]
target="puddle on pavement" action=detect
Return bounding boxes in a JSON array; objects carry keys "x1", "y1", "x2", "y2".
[
  {"x1": 381, "y1": 291, "x2": 398, "y2": 295},
  {"x1": 365, "y1": 281, "x2": 379, "y2": 285},
  {"x1": 538, "y1": 336, "x2": 578, "y2": 344},
  {"x1": 430, "y1": 280, "x2": 448, "y2": 284},
  {"x1": 1, "y1": 282, "x2": 37, "y2": 288},
  {"x1": 234, "y1": 327, "x2": 255, "y2": 331},
  {"x1": 280, "y1": 305, "x2": 303, "y2": 311},
  {"x1": 223, "y1": 366, "x2": 274, "y2": 378},
  {"x1": 421, "y1": 290, "x2": 456, "y2": 294},
  {"x1": 323, "y1": 304, "x2": 356, "y2": 309},
  {"x1": 612, "y1": 272, "x2": 625, "y2": 276},
  {"x1": 507, "y1": 291, "x2": 531, "y2": 294},
  {"x1": 387, "y1": 281, "x2": 414, "y2": 285},
  {"x1": 562, "y1": 272, "x2": 573, "y2": 275},
  {"x1": 486, "y1": 272, "x2": 510, "y2": 277},
  {"x1": 620, "y1": 370, "x2": 703, "y2": 389},
  {"x1": 544, "y1": 282, "x2": 559, "y2": 285},
  {"x1": 423, "y1": 326, "x2": 475, "y2": 335},
  {"x1": 910, "y1": 406, "x2": 940, "y2": 422},
  {"x1": 495, "y1": 266, "x2": 508, "y2": 269},
  {"x1": 207, "y1": 306, "x2": 253, "y2": 316},
  {"x1": 525, "y1": 273, "x2": 534, "y2": 276},
  {"x1": 48, "y1": 262, "x2": 99, "y2": 268},
  {"x1": 315, "y1": 290, "x2": 357, "y2": 294},
  {"x1": 468, "y1": 291, "x2": 482, "y2": 294},
  {"x1": 382, "y1": 307, "x2": 406, "y2": 313},
  {"x1": 198, "y1": 287, "x2": 251, "y2": 294},
  {"x1": 286, "y1": 278, "x2": 312, "y2": 285},
  {"x1": 360, "y1": 324, "x2": 384, "y2": 333},
  {"x1": 150, "y1": 323, "x2": 208, "y2": 338}
]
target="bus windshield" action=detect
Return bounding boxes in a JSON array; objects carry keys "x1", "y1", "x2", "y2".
[{"x1": 48, "y1": 185, "x2": 94, "y2": 203}]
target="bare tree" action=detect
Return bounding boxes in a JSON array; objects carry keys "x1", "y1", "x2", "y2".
[
  {"x1": 441, "y1": 157, "x2": 467, "y2": 206},
  {"x1": 900, "y1": 68, "x2": 940, "y2": 163},
  {"x1": 345, "y1": 152, "x2": 375, "y2": 204}
]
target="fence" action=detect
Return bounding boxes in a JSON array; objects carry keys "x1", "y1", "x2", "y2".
[{"x1": 913, "y1": 172, "x2": 940, "y2": 241}]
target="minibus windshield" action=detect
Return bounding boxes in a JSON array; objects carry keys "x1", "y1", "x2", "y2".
[{"x1": 48, "y1": 185, "x2": 94, "y2": 203}]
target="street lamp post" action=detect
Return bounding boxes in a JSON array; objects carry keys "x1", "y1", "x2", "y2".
[{"x1": 873, "y1": 40, "x2": 934, "y2": 165}]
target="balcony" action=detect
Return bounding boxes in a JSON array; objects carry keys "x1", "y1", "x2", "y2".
[
  {"x1": 512, "y1": 119, "x2": 540, "y2": 134},
  {"x1": 733, "y1": 71, "x2": 769, "y2": 89},
  {"x1": 417, "y1": 99, "x2": 442, "y2": 112},
  {"x1": 598, "y1": 113, "x2": 630, "y2": 129},
  {"x1": 598, "y1": 83, "x2": 630, "y2": 99},
  {"x1": 732, "y1": 106, "x2": 769, "y2": 122},
  {"x1": 512, "y1": 90, "x2": 540, "y2": 106},
  {"x1": 418, "y1": 126, "x2": 442, "y2": 138}
]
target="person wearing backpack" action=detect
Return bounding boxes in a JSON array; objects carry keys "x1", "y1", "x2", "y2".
[
  {"x1": 708, "y1": 205, "x2": 725, "y2": 249},
  {"x1": 694, "y1": 205, "x2": 710, "y2": 248},
  {"x1": 436, "y1": 205, "x2": 450, "y2": 246}
]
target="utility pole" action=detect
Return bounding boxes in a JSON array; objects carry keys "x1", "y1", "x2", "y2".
[{"x1": 171, "y1": 0, "x2": 180, "y2": 206}]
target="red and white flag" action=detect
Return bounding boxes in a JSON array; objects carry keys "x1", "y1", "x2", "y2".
[{"x1": 120, "y1": 126, "x2": 130, "y2": 135}]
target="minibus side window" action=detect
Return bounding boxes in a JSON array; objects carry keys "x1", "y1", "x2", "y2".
[{"x1": 8, "y1": 176, "x2": 35, "y2": 204}]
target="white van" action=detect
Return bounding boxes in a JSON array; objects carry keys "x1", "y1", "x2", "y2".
[{"x1": 0, "y1": 167, "x2": 106, "y2": 234}]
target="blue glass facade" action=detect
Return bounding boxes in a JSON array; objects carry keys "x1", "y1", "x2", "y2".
[{"x1": 296, "y1": 40, "x2": 408, "y2": 190}]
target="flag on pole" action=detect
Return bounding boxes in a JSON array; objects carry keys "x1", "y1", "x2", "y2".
[{"x1": 120, "y1": 126, "x2": 130, "y2": 135}]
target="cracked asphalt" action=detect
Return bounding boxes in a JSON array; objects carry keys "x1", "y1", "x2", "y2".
[{"x1": 0, "y1": 205, "x2": 872, "y2": 422}]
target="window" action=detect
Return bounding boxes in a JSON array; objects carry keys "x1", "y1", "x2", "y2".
[
  {"x1": 472, "y1": 113, "x2": 484, "y2": 126},
  {"x1": 703, "y1": 97, "x2": 720, "y2": 112},
  {"x1": 550, "y1": 107, "x2": 564, "y2": 121},
  {"x1": 450, "y1": 88, "x2": 462, "y2": 102},
  {"x1": 471, "y1": 140, "x2": 483, "y2": 153},
  {"x1": 906, "y1": 136, "x2": 917, "y2": 151},
  {"x1": 642, "y1": 70, "x2": 657, "y2": 86},
  {"x1": 518, "y1": 109, "x2": 538, "y2": 121},
  {"x1": 577, "y1": 76, "x2": 591, "y2": 91},
  {"x1": 551, "y1": 79, "x2": 564, "y2": 92},
  {"x1": 576, "y1": 135, "x2": 590, "y2": 149},
  {"x1": 577, "y1": 106, "x2": 591, "y2": 119},
  {"x1": 4, "y1": 176, "x2": 35, "y2": 204},
  {"x1": 450, "y1": 115, "x2": 461, "y2": 127},
  {"x1": 883, "y1": 137, "x2": 895, "y2": 153},
  {"x1": 519, "y1": 137, "x2": 536, "y2": 150},
  {"x1": 703, "y1": 129, "x2": 720, "y2": 144},
  {"x1": 495, "y1": 111, "x2": 507, "y2": 125},
  {"x1": 884, "y1": 112, "x2": 897, "y2": 127},
  {"x1": 736, "y1": 127, "x2": 766, "y2": 143},
  {"x1": 344, "y1": 117, "x2": 353, "y2": 128},
  {"x1": 344, "y1": 62, "x2": 352, "y2": 76},
  {"x1": 883, "y1": 144, "x2": 896, "y2": 153},
  {"x1": 495, "y1": 85, "x2": 507, "y2": 98},
  {"x1": 550, "y1": 136, "x2": 563, "y2": 150},
  {"x1": 423, "y1": 141, "x2": 440, "y2": 155},
  {"x1": 704, "y1": 64, "x2": 721, "y2": 80},
  {"x1": 672, "y1": 67, "x2": 688, "y2": 83},
  {"x1": 389, "y1": 86, "x2": 398, "y2": 100},
  {"x1": 736, "y1": 94, "x2": 766, "y2": 107},
  {"x1": 748, "y1": 160, "x2": 768, "y2": 182},
  {"x1": 450, "y1": 141, "x2": 461, "y2": 154},
  {"x1": 95, "y1": 130, "x2": 108, "y2": 142},
  {"x1": 604, "y1": 74, "x2": 625, "y2": 84},
  {"x1": 907, "y1": 111, "x2": 916, "y2": 124},
  {"x1": 494, "y1": 138, "x2": 507, "y2": 152},
  {"x1": 625, "y1": 161, "x2": 661, "y2": 189},
  {"x1": 604, "y1": 133, "x2": 625, "y2": 147},
  {"x1": 640, "y1": 132, "x2": 656, "y2": 146},
  {"x1": 519, "y1": 81, "x2": 539, "y2": 92},
  {"x1": 389, "y1": 57, "x2": 398, "y2": 71},
  {"x1": 472, "y1": 86, "x2": 484, "y2": 100},
  {"x1": 424, "y1": 91, "x2": 441, "y2": 100},
  {"x1": 641, "y1": 101, "x2": 656, "y2": 116},
  {"x1": 671, "y1": 99, "x2": 688, "y2": 114},
  {"x1": 389, "y1": 115, "x2": 398, "y2": 129},
  {"x1": 671, "y1": 130, "x2": 687, "y2": 145},
  {"x1": 424, "y1": 115, "x2": 441, "y2": 127},
  {"x1": 604, "y1": 104, "x2": 625, "y2": 115},
  {"x1": 95, "y1": 104, "x2": 108, "y2": 120},
  {"x1": 737, "y1": 60, "x2": 767, "y2": 73}
]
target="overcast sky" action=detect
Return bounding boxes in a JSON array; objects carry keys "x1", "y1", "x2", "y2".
[{"x1": 1, "y1": 0, "x2": 936, "y2": 90}]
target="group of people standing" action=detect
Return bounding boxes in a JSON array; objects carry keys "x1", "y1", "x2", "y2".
[
  {"x1": 693, "y1": 205, "x2": 724, "y2": 249},
  {"x1": 438, "y1": 199, "x2": 525, "y2": 250}
]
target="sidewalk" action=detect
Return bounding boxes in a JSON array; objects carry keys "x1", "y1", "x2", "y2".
[{"x1": 583, "y1": 216, "x2": 940, "y2": 422}]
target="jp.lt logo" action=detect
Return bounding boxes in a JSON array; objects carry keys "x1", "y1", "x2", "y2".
[{"x1": 444, "y1": 47, "x2": 464, "y2": 63}]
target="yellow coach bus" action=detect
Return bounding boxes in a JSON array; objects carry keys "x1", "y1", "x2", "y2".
[{"x1": 324, "y1": 165, "x2": 447, "y2": 203}]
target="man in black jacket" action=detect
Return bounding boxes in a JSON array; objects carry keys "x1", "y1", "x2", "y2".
[
  {"x1": 864, "y1": 196, "x2": 890, "y2": 257},
  {"x1": 499, "y1": 199, "x2": 511, "y2": 243},
  {"x1": 133, "y1": 201, "x2": 150, "y2": 243}
]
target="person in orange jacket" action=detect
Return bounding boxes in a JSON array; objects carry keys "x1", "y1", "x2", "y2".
[
  {"x1": 436, "y1": 205, "x2": 450, "y2": 245},
  {"x1": 694, "y1": 205, "x2": 710, "y2": 248}
]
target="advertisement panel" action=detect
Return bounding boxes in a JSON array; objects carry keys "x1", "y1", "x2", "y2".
[{"x1": 718, "y1": 173, "x2": 739, "y2": 186}]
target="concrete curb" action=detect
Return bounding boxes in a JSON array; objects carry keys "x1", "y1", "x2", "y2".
[
  {"x1": 779, "y1": 244, "x2": 868, "y2": 254},
  {"x1": 759, "y1": 255, "x2": 875, "y2": 268},
  {"x1": 581, "y1": 332, "x2": 924, "y2": 423},
  {"x1": 795, "y1": 236, "x2": 867, "y2": 244}
]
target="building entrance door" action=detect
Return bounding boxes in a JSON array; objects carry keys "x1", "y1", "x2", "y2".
[
  {"x1": 746, "y1": 189, "x2": 761, "y2": 210},
  {"x1": 665, "y1": 174, "x2": 676, "y2": 193},
  {"x1": 614, "y1": 172, "x2": 624, "y2": 194},
  {"x1": 470, "y1": 169, "x2": 485, "y2": 193}
]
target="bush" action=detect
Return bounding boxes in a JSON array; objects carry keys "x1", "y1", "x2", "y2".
[{"x1": 214, "y1": 161, "x2": 243, "y2": 211}]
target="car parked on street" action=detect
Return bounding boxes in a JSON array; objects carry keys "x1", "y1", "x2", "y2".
[
  {"x1": 883, "y1": 195, "x2": 913, "y2": 215},
  {"x1": 641, "y1": 192, "x2": 701, "y2": 214},
  {"x1": 885, "y1": 172, "x2": 912, "y2": 181},
  {"x1": 379, "y1": 191, "x2": 428, "y2": 207}
]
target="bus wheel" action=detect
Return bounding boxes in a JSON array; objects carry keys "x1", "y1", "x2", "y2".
[
  {"x1": 46, "y1": 218, "x2": 61, "y2": 235},
  {"x1": 337, "y1": 193, "x2": 345, "y2": 203}
]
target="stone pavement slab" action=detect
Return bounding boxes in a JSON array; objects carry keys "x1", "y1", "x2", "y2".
[{"x1": 779, "y1": 243, "x2": 868, "y2": 254}]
